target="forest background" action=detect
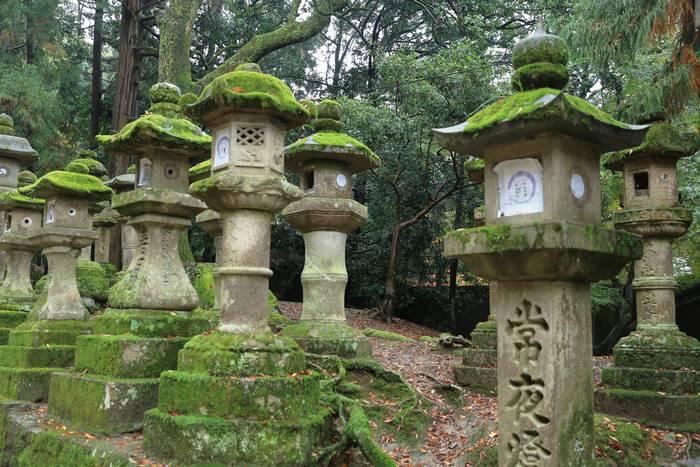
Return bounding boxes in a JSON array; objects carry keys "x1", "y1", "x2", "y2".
[{"x1": 1, "y1": 0, "x2": 699, "y2": 347}]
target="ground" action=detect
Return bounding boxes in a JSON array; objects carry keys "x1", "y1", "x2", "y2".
[{"x1": 9, "y1": 302, "x2": 700, "y2": 466}]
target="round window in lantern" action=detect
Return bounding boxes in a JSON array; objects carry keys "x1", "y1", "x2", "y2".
[
  {"x1": 570, "y1": 173, "x2": 585, "y2": 199},
  {"x1": 0, "y1": 166, "x2": 7, "y2": 177},
  {"x1": 68, "y1": 208, "x2": 77, "y2": 217},
  {"x1": 22, "y1": 217, "x2": 32, "y2": 226},
  {"x1": 164, "y1": 164, "x2": 179, "y2": 180},
  {"x1": 336, "y1": 173, "x2": 348, "y2": 188}
]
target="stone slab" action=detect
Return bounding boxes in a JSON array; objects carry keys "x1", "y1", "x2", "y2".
[
  {"x1": 0, "y1": 311, "x2": 27, "y2": 328},
  {"x1": 48, "y1": 372, "x2": 159, "y2": 434},
  {"x1": 281, "y1": 322, "x2": 373, "y2": 358},
  {"x1": 461, "y1": 348, "x2": 497, "y2": 367},
  {"x1": 595, "y1": 388, "x2": 700, "y2": 430},
  {"x1": 601, "y1": 367, "x2": 700, "y2": 394},
  {"x1": 0, "y1": 367, "x2": 56, "y2": 402},
  {"x1": 454, "y1": 365, "x2": 497, "y2": 394},
  {"x1": 143, "y1": 407, "x2": 332, "y2": 466},
  {"x1": 0, "y1": 345, "x2": 75, "y2": 368}
]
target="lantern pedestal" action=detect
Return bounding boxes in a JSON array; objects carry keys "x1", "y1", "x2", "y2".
[
  {"x1": 445, "y1": 222, "x2": 641, "y2": 465},
  {"x1": 454, "y1": 315, "x2": 497, "y2": 393},
  {"x1": 0, "y1": 237, "x2": 35, "y2": 305}
]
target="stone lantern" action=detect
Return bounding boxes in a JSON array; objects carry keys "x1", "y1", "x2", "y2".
[
  {"x1": 104, "y1": 172, "x2": 136, "y2": 270},
  {"x1": 47, "y1": 83, "x2": 212, "y2": 434},
  {"x1": 597, "y1": 122, "x2": 700, "y2": 426},
  {"x1": 435, "y1": 25, "x2": 645, "y2": 465},
  {"x1": 0, "y1": 175, "x2": 44, "y2": 307},
  {"x1": 0, "y1": 167, "x2": 112, "y2": 402},
  {"x1": 280, "y1": 99, "x2": 379, "y2": 357},
  {"x1": 0, "y1": 114, "x2": 38, "y2": 280},
  {"x1": 143, "y1": 63, "x2": 331, "y2": 465}
]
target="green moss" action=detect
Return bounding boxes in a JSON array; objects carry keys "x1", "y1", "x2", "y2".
[
  {"x1": 299, "y1": 99, "x2": 318, "y2": 119},
  {"x1": 91, "y1": 309, "x2": 210, "y2": 338},
  {"x1": 65, "y1": 162, "x2": 89, "y2": 174},
  {"x1": 268, "y1": 290, "x2": 279, "y2": 311},
  {"x1": 282, "y1": 322, "x2": 372, "y2": 358},
  {"x1": 188, "y1": 158, "x2": 211, "y2": 179},
  {"x1": 458, "y1": 88, "x2": 633, "y2": 137},
  {"x1": 18, "y1": 170, "x2": 113, "y2": 200},
  {"x1": 149, "y1": 82, "x2": 180, "y2": 104},
  {"x1": 344, "y1": 403, "x2": 396, "y2": 466},
  {"x1": 0, "y1": 190, "x2": 43, "y2": 210},
  {"x1": 17, "y1": 170, "x2": 37, "y2": 187},
  {"x1": 612, "y1": 328, "x2": 700, "y2": 369},
  {"x1": 75, "y1": 259, "x2": 110, "y2": 302},
  {"x1": 463, "y1": 442, "x2": 497, "y2": 466},
  {"x1": 594, "y1": 414, "x2": 671, "y2": 465},
  {"x1": 188, "y1": 65, "x2": 310, "y2": 125},
  {"x1": 362, "y1": 328, "x2": 414, "y2": 342},
  {"x1": 65, "y1": 158, "x2": 107, "y2": 177},
  {"x1": 512, "y1": 62, "x2": 568, "y2": 91},
  {"x1": 126, "y1": 164, "x2": 135, "y2": 174},
  {"x1": 419, "y1": 335, "x2": 439, "y2": 345},
  {"x1": 192, "y1": 263, "x2": 216, "y2": 308},
  {"x1": 12, "y1": 430, "x2": 133, "y2": 466},
  {"x1": 0, "y1": 345, "x2": 75, "y2": 368},
  {"x1": 603, "y1": 122, "x2": 691, "y2": 169},
  {"x1": 512, "y1": 34, "x2": 569, "y2": 69},
  {"x1": 464, "y1": 158, "x2": 484, "y2": 171},
  {"x1": 96, "y1": 114, "x2": 210, "y2": 154},
  {"x1": 287, "y1": 130, "x2": 380, "y2": 162},
  {"x1": 601, "y1": 366, "x2": 700, "y2": 394}
]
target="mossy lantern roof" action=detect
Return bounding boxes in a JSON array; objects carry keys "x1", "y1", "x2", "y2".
[
  {"x1": 285, "y1": 100, "x2": 380, "y2": 173},
  {"x1": 19, "y1": 170, "x2": 113, "y2": 201},
  {"x1": 189, "y1": 159, "x2": 211, "y2": 182},
  {"x1": 0, "y1": 189, "x2": 44, "y2": 210},
  {"x1": 105, "y1": 173, "x2": 135, "y2": 192},
  {"x1": 97, "y1": 83, "x2": 211, "y2": 159},
  {"x1": 433, "y1": 24, "x2": 648, "y2": 156},
  {"x1": 0, "y1": 113, "x2": 38, "y2": 166},
  {"x1": 185, "y1": 63, "x2": 310, "y2": 130},
  {"x1": 602, "y1": 122, "x2": 692, "y2": 171}
]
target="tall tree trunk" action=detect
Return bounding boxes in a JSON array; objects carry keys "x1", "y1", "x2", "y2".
[
  {"x1": 157, "y1": 0, "x2": 201, "y2": 89},
  {"x1": 382, "y1": 226, "x2": 401, "y2": 323},
  {"x1": 90, "y1": 0, "x2": 106, "y2": 144},
  {"x1": 111, "y1": 0, "x2": 144, "y2": 176},
  {"x1": 25, "y1": 0, "x2": 35, "y2": 64},
  {"x1": 448, "y1": 173, "x2": 465, "y2": 333}
]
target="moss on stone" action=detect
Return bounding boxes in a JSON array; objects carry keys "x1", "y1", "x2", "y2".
[
  {"x1": 19, "y1": 171, "x2": 113, "y2": 200},
  {"x1": 601, "y1": 366, "x2": 700, "y2": 394},
  {"x1": 362, "y1": 328, "x2": 414, "y2": 343},
  {"x1": 17, "y1": 170, "x2": 37, "y2": 187},
  {"x1": 282, "y1": 322, "x2": 373, "y2": 358},
  {"x1": 286, "y1": 130, "x2": 380, "y2": 163},
  {"x1": 512, "y1": 62, "x2": 569, "y2": 91},
  {"x1": 594, "y1": 414, "x2": 671, "y2": 465},
  {"x1": 457, "y1": 88, "x2": 633, "y2": 137},
  {"x1": 419, "y1": 335, "x2": 439, "y2": 345},
  {"x1": 65, "y1": 158, "x2": 107, "y2": 178},
  {"x1": 0, "y1": 345, "x2": 75, "y2": 368},
  {"x1": 512, "y1": 31, "x2": 569, "y2": 69},
  {"x1": 612, "y1": 328, "x2": 700, "y2": 370},
  {"x1": 0, "y1": 190, "x2": 44, "y2": 210},
  {"x1": 192, "y1": 263, "x2": 216, "y2": 308},
  {"x1": 603, "y1": 122, "x2": 691, "y2": 169},
  {"x1": 91, "y1": 309, "x2": 210, "y2": 338},
  {"x1": 187, "y1": 64, "x2": 310, "y2": 126},
  {"x1": 188, "y1": 158, "x2": 211, "y2": 180},
  {"x1": 76, "y1": 259, "x2": 110, "y2": 302}
]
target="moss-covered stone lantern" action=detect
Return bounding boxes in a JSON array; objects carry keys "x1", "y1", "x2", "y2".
[
  {"x1": 0, "y1": 114, "x2": 38, "y2": 280},
  {"x1": 435, "y1": 24, "x2": 646, "y2": 465},
  {"x1": 104, "y1": 172, "x2": 136, "y2": 270},
  {"x1": 596, "y1": 122, "x2": 700, "y2": 427},
  {"x1": 142, "y1": 63, "x2": 332, "y2": 466},
  {"x1": 0, "y1": 177, "x2": 44, "y2": 307},
  {"x1": 280, "y1": 99, "x2": 379, "y2": 357},
  {"x1": 0, "y1": 168, "x2": 112, "y2": 402},
  {"x1": 47, "y1": 83, "x2": 212, "y2": 434}
]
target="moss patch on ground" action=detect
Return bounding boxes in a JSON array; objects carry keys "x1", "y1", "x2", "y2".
[{"x1": 363, "y1": 328, "x2": 415, "y2": 343}]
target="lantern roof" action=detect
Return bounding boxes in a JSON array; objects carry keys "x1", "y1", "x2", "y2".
[
  {"x1": 603, "y1": 122, "x2": 692, "y2": 171},
  {"x1": 186, "y1": 63, "x2": 310, "y2": 130},
  {"x1": 285, "y1": 100, "x2": 380, "y2": 173},
  {"x1": 0, "y1": 113, "x2": 38, "y2": 166},
  {"x1": 19, "y1": 170, "x2": 113, "y2": 201}
]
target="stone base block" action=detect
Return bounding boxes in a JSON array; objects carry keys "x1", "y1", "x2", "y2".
[
  {"x1": 0, "y1": 367, "x2": 56, "y2": 402},
  {"x1": 601, "y1": 367, "x2": 700, "y2": 394},
  {"x1": 0, "y1": 345, "x2": 74, "y2": 368},
  {"x1": 595, "y1": 388, "x2": 700, "y2": 430},
  {"x1": 48, "y1": 372, "x2": 159, "y2": 434},
  {"x1": 177, "y1": 332, "x2": 306, "y2": 377},
  {"x1": 0, "y1": 329, "x2": 8, "y2": 345},
  {"x1": 470, "y1": 320, "x2": 496, "y2": 349},
  {"x1": 461, "y1": 348, "x2": 497, "y2": 367},
  {"x1": 158, "y1": 370, "x2": 321, "y2": 420},
  {"x1": 74, "y1": 334, "x2": 189, "y2": 378},
  {"x1": 91, "y1": 309, "x2": 210, "y2": 338},
  {"x1": 454, "y1": 365, "x2": 496, "y2": 393},
  {"x1": 280, "y1": 322, "x2": 373, "y2": 358},
  {"x1": 0, "y1": 311, "x2": 28, "y2": 328},
  {"x1": 143, "y1": 407, "x2": 332, "y2": 466},
  {"x1": 612, "y1": 328, "x2": 700, "y2": 370},
  {"x1": 8, "y1": 319, "x2": 90, "y2": 347}
]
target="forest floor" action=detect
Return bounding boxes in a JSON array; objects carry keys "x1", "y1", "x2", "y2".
[{"x1": 278, "y1": 302, "x2": 700, "y2": 466}]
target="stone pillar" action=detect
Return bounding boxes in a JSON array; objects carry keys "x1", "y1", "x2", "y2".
[
  {"x1": 1, "y1": 250, "x2": 34, "y2": 302},
  {"x1": 35, "y1": 247, "x2": 85, "y2": 320},
  {"x1": 300, "y1": 230, "x2": 348, "y2": 322},
  {"x1": 195, "y1": 208, "x2": 223, "y2": 310},
  {"x1": 597, "y1": 122, "x2": 700, "y2": 427},
  {"x1": 435, "y1": 24, "x2": 645, "y2": 465},
  {"x1": 120, "y1": 223, "x2": 138, "y2": 270}
]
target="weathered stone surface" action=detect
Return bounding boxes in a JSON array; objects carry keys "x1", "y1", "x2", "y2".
[
  {"x1": 595, "y1": 389, "x2": 700, "y2": 430},
  {"x1": 281, "y1": 322, "x2": 372, "y2": 358},
  {"x1": 453, "y1": 365, "x2": 496, "y2": 394}
]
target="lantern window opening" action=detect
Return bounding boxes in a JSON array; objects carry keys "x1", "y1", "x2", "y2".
[
  {"x1": 5, "y1": 214, "x2": 10, "y2": 231},
  {"x1": 303, "y1": 170, "x2": 315, "y2": 192},
  {"x1": 236, "y1": 126, "x2": 265, "y2": 146},
  {"x1": 633, "y1": 171, "x2": 650, "y2": 197}
]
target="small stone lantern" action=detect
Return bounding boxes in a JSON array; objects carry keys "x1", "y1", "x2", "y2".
[
  {"x1": 47, "y1": 83, "x2": 212, "y2": 434},
  {"x1": 597, "y1": 122, "x2": 699, "y2": 426},
  {"x1": 280, "y1": 99, "x2": 379, "y2": 357},
  {"x1": 143, "y1": 63, "x2": 331, "y2": 465},
  {"x1": 104, "y1": 172, "x2": 136, "y2": 270},
  {"x1": 0, "y1": 168, "x2": 111, "y2": 402},
  {"x1": 435, "y1": 25, "x2": 645, "y2": 465},
  {"x1": 0, "y1": 114, "x2": 38, "y2": 279},
  {"x1": 0, "y1": 173, "x2": 44, "y2": 306}
]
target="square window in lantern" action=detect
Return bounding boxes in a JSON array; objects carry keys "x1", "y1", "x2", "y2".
[
  {"x1": 303, "y1": 171, "x2": 314, "y2": 191},
  {"x1": 633, "y1": 172, "x2": 649, "y2": 197}
]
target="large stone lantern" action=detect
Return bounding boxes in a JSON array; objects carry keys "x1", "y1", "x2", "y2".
[
  {"x1": 143, "y1": 63, "x2": 331, "y2": 465},
  {"x1": 48, "y1": 83, "x2": 212, "y2": 434},
  {"x1": 597, "y1": 122, "x2": 700, "y2": 426},
  {"x1": 0, "y1": 178, "x2": 44, "y2": 307},
  {"x1": 281, "y1": 99, "x2": 379, "y2": 357},
  {"x1": 0, "y1": 114, "x2": 38, "y2": 280},
  {"x1": 0, "y1": 168, "x2": 112, "y2": 402},
  {"x1": 435, "y1": 25, "x2": 645, "y2": 465}
]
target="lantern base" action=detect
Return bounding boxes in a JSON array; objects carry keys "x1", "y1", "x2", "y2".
[
  {"x1": 281, "y1": 321, "x2": 373, "y2": 358},
  {"x1": 454, "y1": 318, "x2": 497, "y2": 393}
]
